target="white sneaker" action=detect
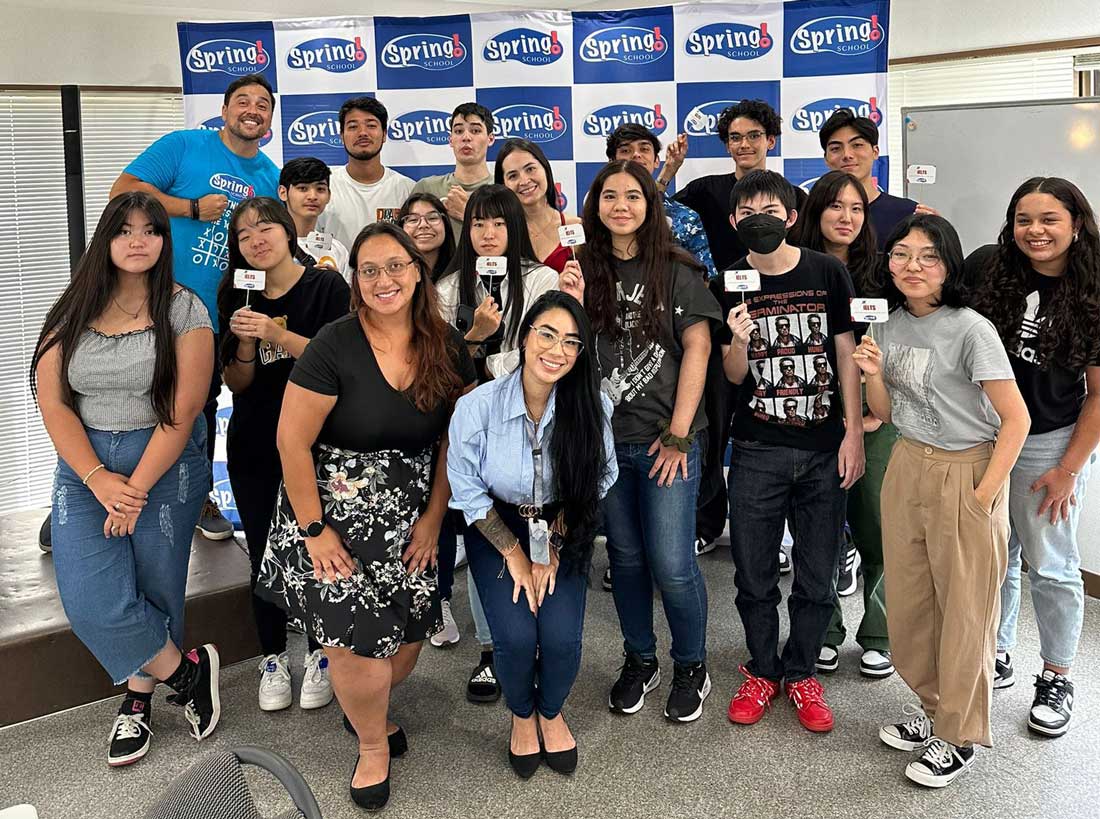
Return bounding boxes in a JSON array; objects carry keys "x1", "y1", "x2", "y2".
[
  {"x1": 257, "y1": 652, "x2": 292, "y2": 711},
  {"x1": 860, "y1": 649, "x2": 895, "y2": 678},
  {"x1": 431, "y1": 599, "x2": 461, "y2": 647},
  {"x1": 455, "y1": 535, "x2": 468, "y2": 569},
  {"x1": 300, "y1": 649, "x2": 334, "y2": 710}
]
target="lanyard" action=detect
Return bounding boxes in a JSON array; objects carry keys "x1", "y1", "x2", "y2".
[{"x1": 524, "y1": 413, "x2": 551, "y2": 565}]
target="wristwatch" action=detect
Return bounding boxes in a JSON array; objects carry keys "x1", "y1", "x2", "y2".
[{"x1": 298, "y1": 519, "x2": 326, "y2": 538}]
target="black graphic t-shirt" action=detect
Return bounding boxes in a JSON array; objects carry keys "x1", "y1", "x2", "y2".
[
  {"x1": 595, "y1": 257, "x2": 721, "y2": 444},
  {"x1": 220, "y1": 266, "x2": 351, "y2": 459},
  {"x1": 966, "y1": 244, "x2": 1096, "y2": 434},
  {"x1": 717, "y1": 248, "x2": 856, "y2": 451}
]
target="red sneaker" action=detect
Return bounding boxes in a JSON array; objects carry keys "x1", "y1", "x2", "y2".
[
  {"x1": 727, "y1": 665, "x2": 780, "y2": 725},
  {"x1": 786, "y1": 676, "x2": 834, "y2": 733}
]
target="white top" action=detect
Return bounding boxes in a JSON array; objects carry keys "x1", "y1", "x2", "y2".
[
  {"x1": 318, "y1": 165, "x2": 415, "y2": 251},
  {"x1": 436, "y1": 262, "x2": 558, "y2": 379},
  {"x1": 297, "y1": 235, "x2": 351, "y2": 283}
]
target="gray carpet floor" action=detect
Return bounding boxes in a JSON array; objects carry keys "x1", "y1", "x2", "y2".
[{"x1": 2, "y1": 541, "x2": 1099, "y2": 819}]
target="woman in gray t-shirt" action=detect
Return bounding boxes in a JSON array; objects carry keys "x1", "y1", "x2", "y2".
[
  {"x1": 854, "y1": 214, "x2": 1030, "y2": 789},
  {"x1": 31, "y1": 192, "x2": 221, "y2": 767}
]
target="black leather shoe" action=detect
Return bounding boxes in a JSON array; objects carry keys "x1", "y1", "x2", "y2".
[
  {"x1": 350, "y1": 756, "x2": 390, "y2": 811},
  {"x1": 508, "y1": 748, "x2": 541, "y2": 779},
  {"x1": 342, "y1": 714, "x2": 408, "y2": 758},
  {"x1": 542, "y1": 744, "x2": 578, "y2": 775}
]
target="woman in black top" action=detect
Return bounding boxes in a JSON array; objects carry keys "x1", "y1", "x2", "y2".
[
  {"x1": 217, "y1": 197, "x2": 350, "y2": 714},
  {"x1": 258, "y1": 221, "x2": 475, "y2": 810}
]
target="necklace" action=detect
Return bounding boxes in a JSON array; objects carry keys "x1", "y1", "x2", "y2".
[
  {"x1": 113, "y1": 295, "x2": 148, "y2": 319},
  {"x1": 523, "y1": 394, "x2": 545, "y2": 425}
]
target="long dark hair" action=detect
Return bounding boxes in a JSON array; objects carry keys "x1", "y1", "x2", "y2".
[
  {"x1": 518, "y1": 291, "x2": 609, "y2": 570},
  {"x1": 216, "y1": 196, "x2": 299, "y2": 368},
  {"x1": 579, "y1": 160, "x2": 702, "y2": 341},
  {"x1": 494, "y1": 138, "x2": 558, "y2": 210},
  {"x1": 31, "y1": 192, "x2": 182, "y2": 426},
  {"x1": 349, "y1": 221, "x2": 465, "y2": 413},
  {"x1": 879, "y1": 214, "x2": 969, "y2": 312},
  {"x1": 443, "y1": 184, "x2": 541, "y2": 347},
  {"x1": 396, "y1": 192, "x2": 455, "y2": 281},
  {"x1": 792, "y1": 170, "x2": 878, "y2": 294},
  {"x1": 970, "y1": 177, "x2": 1100, "y2": 369}
]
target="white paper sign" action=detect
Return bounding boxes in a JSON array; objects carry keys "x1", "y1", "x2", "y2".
[
  {"x1": 851, "y1": 297, "x2": 889, "y2": 323},
  {"x1": 475, "y1": 256, "x2": 507, "y2": 276},
  {"x1": 724, "y1": 268, "x2": 761, "y2": 292},
  {"x1": 906, "y1": 164, "x2": 937, "y2": 184},
  {"x1": 233, "y1": 269, "x2": 266, "y2": 290},
  {"x1": 305, "y1": 230, "x2": 334, "y2": 255},
  {"x1": 685, "y1": 107, "x2": 709, "y2": 133},
  {"x1": 558, "y1": 223, "x2": 586, "y2": 247}
]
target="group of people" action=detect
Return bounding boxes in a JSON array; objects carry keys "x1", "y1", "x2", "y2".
[{"x1": 31, "y1": 70, "x2": 1098, "y2": 811}]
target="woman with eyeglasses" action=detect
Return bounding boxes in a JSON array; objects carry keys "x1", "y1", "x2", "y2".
[
  {"x1": 257, "y1": 221, "x2": 476, "y2": 810},
  {"x1": 855, "y1": 214, "x2": 1029, "y2": 788},
  {"x1": 448, "y1": 290, "x2": 616, "y2": 777},
  {"x1": 397, "y1": 192, "x2": 456, "y2": 281}
]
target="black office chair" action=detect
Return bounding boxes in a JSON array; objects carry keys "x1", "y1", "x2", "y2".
[{"x1": 146, "y1": 746, "x2": 322, "y2": 819}]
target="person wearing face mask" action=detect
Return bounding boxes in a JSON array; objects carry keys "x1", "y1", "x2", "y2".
[
  {"x1": 967, "y1": 178, "x2": 1100, "y2": 739},
  {"x1": 718, "y1": 170, "x2": 864, "y2": 735},
  {"x1": 397, "y1": 193, "x2": 456, "y2": 282},
  {"x1": 495, "y1": 138, "x2": 582, "y2": 273}
]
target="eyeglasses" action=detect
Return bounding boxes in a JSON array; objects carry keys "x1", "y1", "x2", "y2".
[
  {"x1": 727, "y1": 130, "x2": 766, "y2": 145},
  {"x1": 888, "y1": 250, "x2": 942, "y2": 268},
  {"x1": 400, "y1": 212, "x2": 443, "y2": 228},
  {"x1": 356, "y1": 259, "x2": 417, "y2": 280},
  {"x1": 531, "y1": 326, "x2": 584, "y2": 357}
]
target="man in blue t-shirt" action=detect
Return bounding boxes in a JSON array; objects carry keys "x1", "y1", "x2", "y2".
[{"x1": 110, "y1": 73, "x2": 281, "y2": 540}]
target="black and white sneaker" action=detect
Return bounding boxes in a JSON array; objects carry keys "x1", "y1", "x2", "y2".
[
  {"x1": 994, "y1": 653, "x2": 1014, "y2": 689},
  {"x1": 905, "y1": 737, "x2": 974, "y2": 788},
  {"x1": 694, "y1": 537, "x2": 718, "y2": 556},
  {"x1": 664, "y1": 662, "x2": 711, "y2": 723},
  {"x1": 1028, "y1": 670, "x2": 1074, "y2": 737},
  {"x1": 837, "y1": 537, "x2": 861, "y2": 598},
  {"x1": 608, "y1": 653, "x2": 660, "y2": 714},
  {"x1": 816, "y1": 644, "x2": 839, "y2": 673},
  {"x1": 879, "y1": 705, "x2": 933, "y2": 751},
  {"x1": 466, "y1": 654, "x2": 502, "y2": 703},
  {"x1": 860, "y1": 649, "x2": 895, "y2": 679},
  {"x1": 778, "y1": 549, "x2": 792, "y2": 575},
  {"x1": 107, "y1": 698, "x2": 152, "y2": 767},
  {"x1": 602, "y1": 566, "x2": 613, "y2": 591},
  {"x1": 180, "y1": 644, "x2": 221, "y2": 741}
]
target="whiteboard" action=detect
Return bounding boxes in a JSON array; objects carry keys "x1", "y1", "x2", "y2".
[{"x1": 901, "y1": 98, "x2": 1100, "y2": 253}]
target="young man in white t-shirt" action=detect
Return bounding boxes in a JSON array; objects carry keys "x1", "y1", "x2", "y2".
[
  {"x1": 278, "y1": 157, "x2": 350, "y2": 281},
  {"x1": 319, "y1": 97, "x2": 414, "y2": 251}
]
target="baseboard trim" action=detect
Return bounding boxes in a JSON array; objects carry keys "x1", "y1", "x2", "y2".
[{"x1": 1084, "y1": 569, "x2": 1100, "y2": 600}]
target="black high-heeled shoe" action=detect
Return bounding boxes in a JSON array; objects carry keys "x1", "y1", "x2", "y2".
[
  {"x1": 342, "y1": 713, "x2": 408, "y2": 758},
  {"x1": 350, "y1": 755, "x2": 390, "y2": 811}
]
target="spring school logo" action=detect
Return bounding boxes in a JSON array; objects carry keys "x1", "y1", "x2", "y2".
[
  {"x1": 209, "y1": 173, "x2": 255, "y2": 200},
  {"x1": 483, "y1": 28, "x2": 563, "y2": 66},
  {"x1": 286, "y1": 36, "x2": 368, "y2": 73},
  {"x1": 186, "y1": 38, "x2": 270, "y2": 76},
  {"x1": 583, "y1": 104, "x2": 668, "y2": 138},
  {"x1": 681, "y1": 101, "x2": 738, "y2": 137},
  {"x1": 494, "y1": 104, "x2": 568, "y2": 142},
  {"x1": 789, "y1": 15, "x2": 884, "y2": 56},
  {"x1": 380, "y1": 32, "x2": 467, "y2": 71},
  {"x1": 287, "y1": 111, "x2": 342, "y2": 148},
  {"x1": 685, "y1": 22, "x2": 773, "y2": 60},
  {"x1": 578, "y1": 25, "x2": 667, "y2": 65},
  {"x1": 387, "y1": 110, "x2": 452, "y2": 146},
  {"x1": 555, "y1": 183, "x2": 568, "y2": 212},
  {"x1": 199, "y1": 116, "x2": 273, "y2": 147},
  {"x1": 793, "y1": 96, "x2": 882, "y2": 131}
]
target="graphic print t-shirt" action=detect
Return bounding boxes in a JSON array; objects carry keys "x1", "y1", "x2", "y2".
[
  {"x1": 595, "y1": 258, "x2": 721, "y2": 444},
  {"x1": 718, "y1": 248, "x2": 855, "y2": 451},
  {"x1": 965, "y1": 244, "x2": 1096, "y2": 434},
  {"x1": 876, "y1": 305, "x2": 1015, "y2": 450},
  {"x1": 125, "y1": 129, "x2": 280, "y2": 332}
]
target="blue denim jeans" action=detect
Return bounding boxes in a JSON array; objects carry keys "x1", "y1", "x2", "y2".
[
  {"x1": 438, "y1": 512, "x2": 493, "y2": 645},
  {"x1": 465, "y1": 505, "x2": 587, "y2": 719},
  {"x1": 997, "y1": 424, "x2": 1094, "y2": 667},
  {"x1": 51, "y1": 418, "x2": 210, "y2": 684},
  {"x1": 727, "y1": 440, "x2": 846, "y2": 683},
  {"x1": 603, "y1": 439, "x2": 707, "y2": 666}
]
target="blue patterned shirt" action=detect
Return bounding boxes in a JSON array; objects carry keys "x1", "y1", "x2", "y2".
[{"x1": 664, "y1": 194, "x2": 717, "y2": 280}]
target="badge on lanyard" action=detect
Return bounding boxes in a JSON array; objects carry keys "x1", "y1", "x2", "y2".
[{"x1": 529, "y1": 518, "x2": 551, "y2": 566}]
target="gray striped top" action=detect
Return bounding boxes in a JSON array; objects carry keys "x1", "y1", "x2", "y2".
[{"x1": 68, "y1": 289, "x2": 213, "y2": 431}]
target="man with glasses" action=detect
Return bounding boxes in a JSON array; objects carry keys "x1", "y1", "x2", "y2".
[{"x1": 321, "y1": 97, "x2": 414, "y2": 251}]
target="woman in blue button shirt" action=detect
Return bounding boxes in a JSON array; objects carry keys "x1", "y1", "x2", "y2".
[{"x1": 448, "y1": 290, "x2": 617, "y2": 779}]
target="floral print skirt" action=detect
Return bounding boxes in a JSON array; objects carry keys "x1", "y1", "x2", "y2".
[{"x1": 257, "y1": 442, "x2": 442, "y2": 658}]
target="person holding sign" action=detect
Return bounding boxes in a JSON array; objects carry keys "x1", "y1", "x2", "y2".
[
  {"x1": 858, "y1": 214, "x2": 1029, "y2": 788},
  {"x1": 495, "y1": 138, "x2": 582, "y2": 273},
  {"x1": 560, "y1": 160, "x2": 720, "y2": 723},
  {"x1": 447, "y1": 291, "x2": 616, "y2": 778},
  {"x1": 31, "y1": 192, "x2": 220, "y2": 767},
  {"x1": 718, "y1": 170, "x2": 864, "y2": 735},
  {"x1": 277, "y1": 157, "x2": 350, "y2": 280},
  {"x1": 968, "y1": 178, "x2": 1100, "y2": 738},
  {"x1": 216, "y1": 197, "x2": 350, "y2": 714}
]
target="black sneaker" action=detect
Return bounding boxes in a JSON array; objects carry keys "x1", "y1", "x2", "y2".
[
  {"x1": 107, "y1": 698, "x2": 152, "y2": 767},
  {"x1": 466, "y1": 655, "x2": 502, "y2": 703},
  {"x1": 1028, "y1": 670, "x2": 1074, "y2": 737},
  {"x1": 694, "y1": 537, "x2": 718, "y2": 556},
  {"x1": 905, "y1": 738, "x2": 974, "y2": 788},
  {"x1": 177, "y1": 644, "x2": 221, "y2": 741},
  {"x1": 837, "y1": 534, "x2": 860, "y2": 597},
  {"x1": 38, "y1": 513, "x2": 52, "y2": 553},
  {"x1": 994, "y1": 653, "x2": 1014, "y2": 689},
  {"x1": 778, "y1": 549, "x2": 791, "y2": 575},
  {"x1": 664, "y1": 662, "x2": 711, "y2": 723},
  {"x1": 602, "y1": 566, "x2": 613, "y2": 591},
  {"x1": 609, "y1": 653, "x2": 660, "y2": 714},
  {"x1": 879, "y1": 705, "x2": 933, "y2": 751}
]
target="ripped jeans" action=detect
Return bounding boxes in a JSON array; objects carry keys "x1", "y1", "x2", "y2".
[{"x1": 51, "y1": 417, "x2": 210, "y2": 684}]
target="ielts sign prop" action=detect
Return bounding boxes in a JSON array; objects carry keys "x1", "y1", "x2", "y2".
[{"x1": 178, "y1": 1, "x2": 891, "y2": 205}]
